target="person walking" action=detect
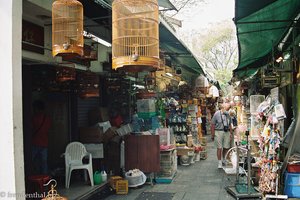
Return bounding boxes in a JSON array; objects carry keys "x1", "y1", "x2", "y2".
[
  {"x1": 211, "y1": 103, "x2": 233, "y2": 169},
  {"x1": 31, "y1": 100, "x2": 51, "y2": 174}
]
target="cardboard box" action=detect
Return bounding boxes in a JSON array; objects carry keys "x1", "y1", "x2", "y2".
[
  {"x1": 98, "y1": 121, "x2": 111, "y2": 132},
  {"x1": 80, "y1": 126, "x2": 118, "y2": 144},
  {"x1": 187, "y1": 135, "x2": 193, "y2": 147},
  {"x1": 103, "y1": 127, "x2": 118, "y2": 143},
  {"x1": 176, "y1": 147, "x2": 194, "y2": 156},
  {"x1": 79, "y1": 127, "x2": 104, "y2": 143}
]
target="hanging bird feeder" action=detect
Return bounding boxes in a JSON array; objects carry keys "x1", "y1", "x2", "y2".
[
  {"x1": 52, "y1": 0, "x2": 84, "y2": 57},
  {"x1": 77, "y1": 69, "x2": 100, "y2": 98},
  {"x1": 112, "y1": 0, "x2": 159, "y2": 72}
]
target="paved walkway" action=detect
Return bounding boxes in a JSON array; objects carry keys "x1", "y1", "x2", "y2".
[{"x1": 102, "y1": 137, "x2": 239, "y2": 200}]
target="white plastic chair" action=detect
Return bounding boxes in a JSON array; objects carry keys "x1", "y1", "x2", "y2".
[{"x1": 64, "y1": 142, "x2": 94, "y2": 188}]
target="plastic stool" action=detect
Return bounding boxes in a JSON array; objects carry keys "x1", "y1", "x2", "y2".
[{"x1": 28, "y1": 175, "x2": 51, "y2": 193}]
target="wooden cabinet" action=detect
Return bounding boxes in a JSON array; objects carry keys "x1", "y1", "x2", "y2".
[{"x1": 124, "y1": 135, "x2": 160, "y2": 173}]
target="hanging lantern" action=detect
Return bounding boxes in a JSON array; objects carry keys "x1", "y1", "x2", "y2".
[
  {"x1": 56, "y1": 63, "x2": 76, "y2": 82},
  {"x1": 52, "y1": 0, "x2": 84, "y2": 57},
  {"x1": 112, "y1": 0, "x2": 159, "y2": 72},
  {"x1": 78, "y1": 69, "x2": 100, "y2": 98}
]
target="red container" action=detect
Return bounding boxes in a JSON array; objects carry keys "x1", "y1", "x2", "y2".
[{"x1": 287, "y1": 164, "x2": 300, "y2": 173}]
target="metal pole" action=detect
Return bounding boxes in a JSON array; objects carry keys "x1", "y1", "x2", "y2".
[
  {"x1": 236, "y1": 143, "x2": 239, "y2": 183},
  {"x1": 246, "y1": 130, "x2": 251, "y2": 194}
]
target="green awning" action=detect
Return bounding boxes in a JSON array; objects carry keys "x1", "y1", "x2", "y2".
[
  {"x1": 158, "y1": 0, "x2": 177, "y2": 11},
  {"x1": 234, "y1": 68, "x2": 259, "y2": 80},
  {"x1": 97, "y1": 0, "x2": 177, "y2": 11},
  {"x1": 234, "y1": 0, "x2": 300, "y2": 72},
  {"x1": 159, "y1": 23, "x2": 204, "y2": 75}
]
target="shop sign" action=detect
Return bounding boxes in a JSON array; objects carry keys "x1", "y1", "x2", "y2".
[{"x1": 22, "y1": 20, "x2": 44, "y2": 54}]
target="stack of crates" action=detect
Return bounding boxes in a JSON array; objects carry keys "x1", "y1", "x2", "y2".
[
  {"x1": 109, "y1": 176, "x2": 123, "y2": 190},
  {"x1": 158, "y1": 149, "x2": 177, "y2": 178},
  {"x1": 284, "y1": 172, "x2": 300, "y2": 198},
  {"x1": 200, "y1": 137, "x2": 207, "y2": 160},
  {"x1": 284, "y1": 163, "x2": 300, "y2": 198}
]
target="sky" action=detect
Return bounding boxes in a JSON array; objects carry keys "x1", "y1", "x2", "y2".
[{"x1": 178, "y1": 0, "x2": 235, "y2": 31}]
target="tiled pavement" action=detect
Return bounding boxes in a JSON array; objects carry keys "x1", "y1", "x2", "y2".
[{"x1": 102, "y1": 137, "x2": 239, "y2": 200}]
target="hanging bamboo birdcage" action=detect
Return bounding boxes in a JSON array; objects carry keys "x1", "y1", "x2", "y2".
[
  {"x1": 112, "y1": 0, "x2": 159, "y2": 72},
  {"x1": 77, "y1": 70, "x2": 100, "y2": 98},
  {"x1": 52, "y1": 0, "x2": 84, "y2": 57}
]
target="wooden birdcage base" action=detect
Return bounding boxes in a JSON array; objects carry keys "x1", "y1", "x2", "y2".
[
  {"x1": 113, "y1": 56, "x2": 159, "y2": 72},
  {"x1": 79, "y1": 92, "x2": 99, "y2": 98},
  {"x1": 53, "y1": 45, "x2": 83, "y2": 57}
]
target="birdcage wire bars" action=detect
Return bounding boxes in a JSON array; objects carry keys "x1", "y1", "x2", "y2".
[
  {"x1": 112, "y1": 0, "x2": 159, "y2": 72},
  {"x1": 52, "y1": 0, "x2": 84, "y2": 57}
]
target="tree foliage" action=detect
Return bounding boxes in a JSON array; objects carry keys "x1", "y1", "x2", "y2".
[
  {"x1": 194, "y1": 21, "x2": 237, "y2": 70},
  {"x1": 160, "y1": 1, "x2": 238, "y2": 95},
  {"x1": 180, "y1": 20, "x2": 238, "y2": 93},
  {"x1": 163, "y1": 0, "x2": 206, "y2": 17}
]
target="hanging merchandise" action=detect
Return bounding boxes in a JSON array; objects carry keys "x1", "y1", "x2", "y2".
[
  {"x1": 77, "y1": 68, "x2": 100, "y2": 98},
  {"x1": 256, "y1": 98, "x2": 286, "y2": 195},
  {"x1": 52, "y1": 0, "x2": 84, "y2": 57},
  {"x1": 112, "y1": 0, "x2": 159, "y2": 72},
  {"x1": 56, "y1": 63, "x2": 76, "y2": 82},
  {"x1": 274, "y1": 104, "x2": 286, "y2": 120}
]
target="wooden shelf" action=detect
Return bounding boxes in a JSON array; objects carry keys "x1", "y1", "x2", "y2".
[
  {"x1": 174, "y1": 131, "x2": 189, "y2": 134},
  {"x1": 167, "y1": 122, "x2": 187, "y2": 125}
]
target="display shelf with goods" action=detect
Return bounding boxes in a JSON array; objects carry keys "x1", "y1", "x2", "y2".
[
  {"x1": 186, "y1": 99, "x2": 202, "y2": 145},
  {"x1": 102, "y1": 75, "x2": 135, "y2": 123},
  {"x1": 163, "y1": 99, "x2": 193, "y2": 165},
  {"x1": 166, "y1": 108, "x2": 188, "y2": 144}
]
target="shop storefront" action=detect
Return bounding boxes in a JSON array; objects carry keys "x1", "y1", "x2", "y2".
[
  {"x1": 2, "y1": 0, "x2": 211, "y2": 199},
  {"x1": 232, "y1": 0, "x2": 300, "y2": 197}
]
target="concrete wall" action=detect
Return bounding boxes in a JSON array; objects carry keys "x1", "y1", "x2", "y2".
[{"x1": 0, "y1": 0, "x2": 25, "y2": 199}]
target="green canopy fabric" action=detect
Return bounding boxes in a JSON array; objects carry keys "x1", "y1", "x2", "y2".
[
  {"x1": 98, "y1": 0, "x2": 177, "y2": 10},
  {"x1": 235, "y1": 68, "x2": 259, "y2": 80},
  {"x1": 159, "y1": 23, "x2": 204, "y2": 75},
  {"x1": 158, "y1": 0, "x2": 177, "y2": 11},
  {"x1": 234, "y1": 0, "x2": 300, "y2": 74},
  {"x1": 235, "y1": 0, "x2": 276, "y2": 21}
]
